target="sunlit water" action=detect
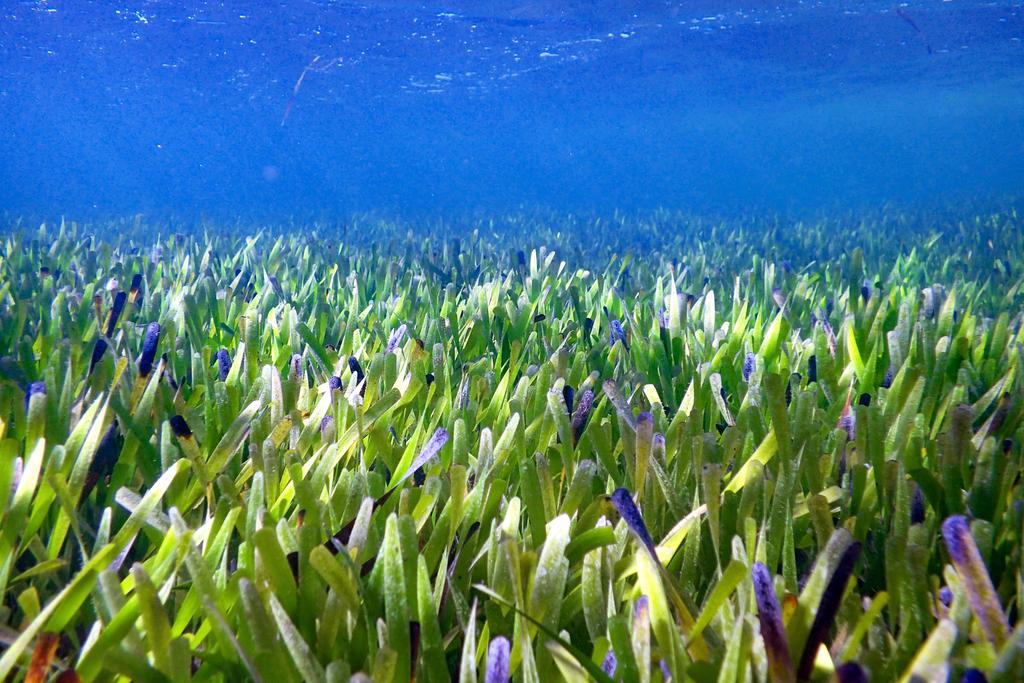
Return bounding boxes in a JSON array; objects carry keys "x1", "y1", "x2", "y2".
[{"x1": 1, "y1": 1, "x2": 1022, "y2": 218}]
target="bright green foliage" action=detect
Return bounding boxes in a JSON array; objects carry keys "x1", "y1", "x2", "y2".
[{"x1": 0, "y1": 207, "x2": 1023, "y2": 681}]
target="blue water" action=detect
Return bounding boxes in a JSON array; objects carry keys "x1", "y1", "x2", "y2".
[{"x1": 1, "y1": 1, "x2": 1022, "y2": 218}]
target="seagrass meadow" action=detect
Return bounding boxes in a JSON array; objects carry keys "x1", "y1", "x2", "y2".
[{"x1": 1, "y1": 207, "x2": 1024, "y2": 683}]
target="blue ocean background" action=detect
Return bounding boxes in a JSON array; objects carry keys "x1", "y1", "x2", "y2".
[{"x1": 1, "y1": 1, "x2": 1022, "y2": 218}]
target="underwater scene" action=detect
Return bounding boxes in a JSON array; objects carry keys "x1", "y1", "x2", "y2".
[{"x1": 2, "y1": 2, "x2": 1024, "y2": 682}]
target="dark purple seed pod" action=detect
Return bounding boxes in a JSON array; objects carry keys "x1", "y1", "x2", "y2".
[
  {"x1": 25, "y1": 380, "x2": 46, "y2": 411},
  {"x1": 89, "y1": 338, "x2": 109, "y2": 375},
  {"x1": 881, "y1": 365, "x2": 895, "y2": 389},
  {"x1": 348, "y1": 356, "x2": 365, "y2": 383},
  {"x1": 858, "y1": 393, "x2": 871, "y2": 407},
  {"x1": 485, "y1": 636, "x2": 511, "y2": 683},
  {"x1": 835, "y1": 662, "x2": 868, "y2": 683},
  {"x1": 658, "y1": 308, "x2": 668, "y2": 330},
  {"x1": 611, "y1": 488, "x2": 656, "y2": 556},
  {"x1": 106, "y1": 291, "x2": 127, "y2": 336},
  {"x1": 137, "y1": 322, "x2": 161, "y2": 377},
  {"x1": 562, "y1": 384, "x2": 574, "y2": 416},
  {"x1": 169, "y1": 415, "x2": 192, "y2": 438},
  {"x1": 533, "y1": 314, "x2": 545, "y2": 323},
  {"x1": 319, "y1": 415, "x2": 334, "y2": 432},
  {"x1": 328, "y1": 375, "x2": 342, "y2": 391},
  {"x1": 826, "y1": 298, "x2": 834, "y2": 317},
  {"x1": 807, "y1": 355, "x2": 817, "y2": 384},
  {"x1": 752, "y1": 562, "x2": 795, "y2": 683},
  {"x1": 90, "y1": 419, "x2": 123, "y2": 477},
  {"x1": 685, "y1": 293, "x2": 697, "y2": 307},
  {"x1": 290, "y1": 353, "x2": 303, "y2": 379},
  {"x1": 409, "y1": 622, "x2": 422, "y2": 681},
  {"x1": 941, "y1": 515, "x2": 1010, "y2": 646},
  {"x1": 583, "y1": 317, "x2": 594, "y2": 336},
  {"x1": 961, "y1": 669, "x2": 987, "y2": 683},
  {"x1": 797, "y1": 542, "x2": 861, "y2": 680},
  {"x1": 742, "y1": 352, "x2": 756, "y2": 382},
  {"x1": 910, "y1": 486, "x2": 926, "y2": 525},
  {"x1": 571, "y1": 389, "x2": 594, "y2": 445},
  {"x1": 939, "y1": 586, "x2": 953, "y2": 607},
  {"x1": 39, "y1": 266, "x2": 50, "y2": 276},
  {"x1": 860, "y1": 281, "x2": 870, "y2": 302},
  {"x1": 425, "y1": 372, "x2": 435, "y2": 386},
  {"x1": 516, "y1": 250, "x2": 526, "y2": 267},
  {"x1": 600, "y1": 650, "x2": 617, "y2": 676},
  {"x1": 215, "y1": 349, "x2": 232, "y2": 381},
  {"x1": 130, "y1": 273, "x2": 142, "y2": 294},
  {"x1": 785, "y1": 375, "x2": 794, "y2": 406}
]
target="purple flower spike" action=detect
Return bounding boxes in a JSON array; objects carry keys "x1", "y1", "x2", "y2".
[
  {"x1": 485, "y1": 636, "x2": 510, "y2": 683},
  {"x1": 743, "y1": 352, "x2": 756, "y2": 382},
  {"x1": 752, "y1": 562, "x2": 795, "y2": 683},
  {"x1": 938, "y1": 586, "x2": 953, "y2": 607},
  {"x1": 611, "y1": 488, "x2": 656, "y2": 556},
  {"x1": 397, "y1": 427, "x2": 449, "y2": 487},
  {"x1": 328, "y1": 375, "x2": 342, "y2": 391},
  {"x1": 838, "y1": 413, "x2": 855, "y2": 442},
  {"x1": 386, "y1": 324, "x2": 407, "y2": 354},
  {"x1": 610, "y1": 319, "x2": 629, "y2": 350},
  {"x1": 215, "y1": 349, "x2": 232, "y2": 381},
  {"x1": 941, "y1": 515, "x2": 1010, "y2": 647},
  {"x1": 659, "y1": 659, "x2": 672, "y2": 682},
  {"x1": 571, "y1": 389, "x2": 595, "y2": 445},
  {"x1": 633, "y1": 595, "x2": 650, "y2": 624},
  {"x1": 601, "y1": 649, "x2": 617, "y2": 676},
  {"x1": 137, "y1": 322, "x2": 161, "y2": 377},
  {"x1": 290, "y1": 353, "x2": 303, "y2": 379}
]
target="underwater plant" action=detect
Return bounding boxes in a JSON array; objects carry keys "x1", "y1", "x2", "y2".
[{"x1": 0, "y1": 206, "x2": 1023, "y2": 681}]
